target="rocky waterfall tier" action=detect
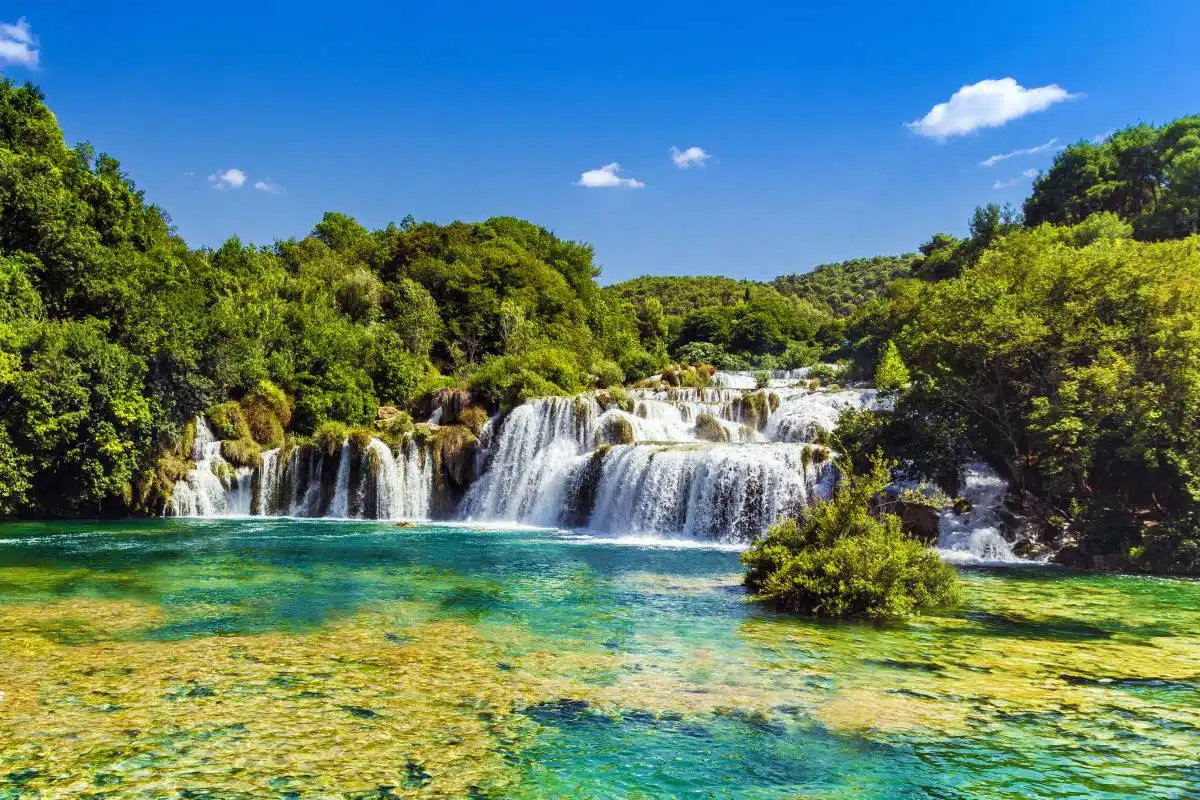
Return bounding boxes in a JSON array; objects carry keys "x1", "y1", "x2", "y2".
[{"x1": 167, "y1": 371, "x2": 890, "y2": 543}]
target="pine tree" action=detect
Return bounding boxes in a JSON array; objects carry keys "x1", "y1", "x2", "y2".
[{"x1": 874, "y1": 339, "x2": 910, "y2": 391}]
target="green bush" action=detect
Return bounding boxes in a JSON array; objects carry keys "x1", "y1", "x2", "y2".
[
  {"x1": 806, "y1": 363, "x2": 844, "y2": 384},
  {"x1": 206, "y1": 402, "x2": 252, "y2": 441},
  {"x1": 590, "y1": 358, "x2": 626, "y2": 389},
  {"x1": 742, "y1": 455, "x2": 961, "y2": 617},
  {"x1": 873, "y1": 339, "x2": 910, "y2": 392},
  {"x1": 618, "y1": 349, "x2": 662, "y2": 383},
  {"x1": 314, "y1": 421, "x2": 349, "y2": 457},
  {"x1": 753, "y1": 370, "x2": 771, "y2": 389},
  {"x1": 468, "y1": 347, "x2": 587, "y2": 410}
]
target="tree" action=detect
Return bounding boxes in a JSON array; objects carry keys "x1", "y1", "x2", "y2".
[
  {"x1": 742, "y1": 454, "x2": 960, "y2": 617},
  {"x1": 873, "y1": 340, "x2": 910, "y2": 391}
]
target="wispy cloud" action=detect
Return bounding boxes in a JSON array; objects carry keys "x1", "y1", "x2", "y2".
[
  {"x1": 208, "y1": 168, "x2": 247, "y2": 190},
  {"x1": 1092, "y1": 130, "x2": 1114, "y2": 144},
  {"x1": 576, "y1": 162, "x2": 644, "y2": 189},
  {"x1": 0, "y1": 18, "x2": 38, "y2": 68},
  {"x1": 992, "y1": 168, "x2": 1040, "y2": 190},
  {"x1": 980, "y1": 138, "x2": 1061, "y2": 167},
  {"x1": 670, "y1": 146, "x2": 711, "y2": 168},
  {"x1": 908, "y1": 78, "x2": 1081, "y2": 140},
  {"x1": 254, "y1": 179, "x2": 283, "y2": 195}
]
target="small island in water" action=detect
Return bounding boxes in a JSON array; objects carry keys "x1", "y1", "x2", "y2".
[{"x1": 0, "y1": 79, "x2": 1198, "y2": 798}]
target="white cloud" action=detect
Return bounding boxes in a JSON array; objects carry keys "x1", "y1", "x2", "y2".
[
  {"x1": 576, "y1": 162, "x2": 644, "y2": 189},
  {"x1": 254, "y1": 179, "x2": 282, "y2": 195},
  {"x1": 670, "y1": 146, "x2": 711, "y2": 168},
  {"x1": 980, "y1": 138, "x2": 1062, "y2": 167},
  {"x1": 0, "y1": 18, "x2": 38, "y2": 68},
  {"x1": 208, "y1": 168, "x2": 247, "y2": 190},
  {"x1": 992, "y1": 168, "x2": 1040, "y2": 190},
  {"x1": 908, "y1": 78, "x2": 1080, "y2": 140},
  {"x1": 1092, "y1": 130, "x2": 1114, "y2": 144}
]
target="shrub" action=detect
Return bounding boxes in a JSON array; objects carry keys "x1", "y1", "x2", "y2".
[
  {"x1": 742, "y1": 455, "x2": 960, "y2": 617},
  {"x1": 314, "y1": 421, "x2": 349, "y2": 457},
  {"x1": 753, "y1": 370, "x2": 770, "y2": 389},
  {"x1": 468, "y1": 347, "x2": 586, "y2": 409},
  {"x1": 591, "y1": 358, "x2": 626, "y2": 389},
  {"x1": 618, "y1": 349, "x2": 663, "y2": 383},
  {"x1": 458, "y1": 405, "x2": 490, "y2": 435},
  {"x1": 220, "y1": 438, "x2": 262, "y2": 469},
  {"x1": 206, "y1": 402, "x2": 252, "y2": 441},
  {"x1": 874, "y1": 339, "x2": 910, "y2": 392},
  {"x1": 806, "y1": 363, "x2": 843, "y2": 384},
  {"x1": 375, "y1": 407, "x2": 414, "y2": 450}
]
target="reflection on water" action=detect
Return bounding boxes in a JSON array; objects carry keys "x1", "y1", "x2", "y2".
[{"x1": 0, "y1": 519, "x2": 1197, "y2": 798}]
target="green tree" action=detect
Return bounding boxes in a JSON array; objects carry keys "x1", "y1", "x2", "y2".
[{"x1": 873, "y1": 340, "x2": 910, "y2": 391}]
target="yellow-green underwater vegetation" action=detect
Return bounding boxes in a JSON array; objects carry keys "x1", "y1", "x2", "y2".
[{"x1": 1, "y1": 519, "x2": 1198, "y2": 798}]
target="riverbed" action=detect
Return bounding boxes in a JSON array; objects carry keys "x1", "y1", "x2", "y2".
[{"x1": 1, "y1": 519, "x2": 1197, "y2": 798}]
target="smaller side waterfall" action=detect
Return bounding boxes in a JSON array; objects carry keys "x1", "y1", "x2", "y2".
[
  {"x1": 328, "y1": 442, "x2": 353, "y2": 518},
  {"x1": 370, "y1": 438, "x2": 433, "y2": 520},
  {"x1": 937, "y1": 463, "x2": 1022, "y2": 564},
  {"x1": 169, "y1": 416, "x2": 253, "y2": 516}
]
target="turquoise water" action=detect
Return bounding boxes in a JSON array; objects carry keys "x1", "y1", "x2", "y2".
[{"x1": 1, "y1": 519, "x2": 1198, "y2": 798}]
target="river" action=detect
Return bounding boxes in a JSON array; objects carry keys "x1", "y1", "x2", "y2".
[{"x1": 1, "y1": 519, "x2": 1196, "y2": 798}]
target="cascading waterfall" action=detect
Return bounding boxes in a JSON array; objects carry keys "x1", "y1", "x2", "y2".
[
  {"x1": 766, "y1": 388, "x2": 879, "y2": 443},
  {"x1": 167, "y1": 365, "x2": 891, "y2": 545},
  {"x1": 462, "y1": 396, "x2": 600, "y2": 522},
  {"x1": 368, "y1": 438, "x2": 433, "y2": 520},
  {"x1": 328, "y1": 442, "x2": 353, "y2": 518},
  {"x1": 255, "y1": 448, "x2": 282, "y2": 516},
  {"x1": 170, "y1": 429, "x2": 435, "y2": 521},
  {"x1": 587, "y1": 443, "x2": 833, "y2": 542},
  {"x1": 937, "y1": 463, "x2": 1023, "y2": 564},
  {"x1": 169, "y1": 416, "x2": 253, "y2": 517}
]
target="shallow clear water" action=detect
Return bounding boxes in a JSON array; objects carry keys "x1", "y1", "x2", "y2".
[{"x1": 0, "y1": 520, "x2": 1197, "y2": 799}]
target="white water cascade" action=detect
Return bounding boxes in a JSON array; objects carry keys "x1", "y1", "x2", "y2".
[
  {"x1": 936, "y1": 462, "x2": 1024, "y2": 564},
  {"x1": 588, "y1": 442, "x2": 834, "y2": 542},
  {"x1": 370, "y1": 438, "x2": 433, "y2": 520},
  {"x1": 169, "y1": 416, "x2": 254, "y2": 517},
  {"x1": 460, "y1": 381, "x2": 856, "y2": 540},
  {"x1": 166, "y1": 370, "x2": 885, "y2": 543}
]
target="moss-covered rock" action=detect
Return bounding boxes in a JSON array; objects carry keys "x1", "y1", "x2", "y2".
[
  {"x1": 178, "y1": 417, "x2": 197, "y2": 459},
  {"x1": 239, "y1": 380, "x2": 292, "y2": 448},
  {"x1": 206, "y1": 402, "x2": 252, "y2": 442},
  {"x1": 596, "y1": 414, "x2": 635, "y2": 446},
  {"x1": 220, "y1": 438, "x2": 262, "y2": 470},
  {"x1": 458, "y1": 406, "x2": 489, "y2": 436},
  {"x1": 375, "y1": 407, "x2": 414, "y2": 451},
  {"x1": 314, "y1": 421, "x2": 349, "y2": 458},
  {"x1": 431, "y1": 387, "x2": 474, "y2": 425},
  {"x1": 694, "y1": 413, "x2": 730, "y2": 443},
  {"x1": 348, "y1": 426, "x2": 375, "y2": 454},
  {"x1": 432, "y1": 424, "x2": 478, "y2": 489}
]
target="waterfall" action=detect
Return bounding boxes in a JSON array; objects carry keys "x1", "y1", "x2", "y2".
[
  {"x1": 766, "y1": 389, "x2": 879, "y2": 443},
  {"x1": 461, "y1": 397, "x2": 600, "y2": 521},
  {"x1": 587, "y1": 443, "x2": 832, "y2": 542},
  {"x1": 937, "y1": 463, "x2": 1022, "y2": 564},
  {"x1": 169, "y1": 416, "x2": 253, "y2": 517},
  {"x1": 256, "y1": 448, "x2": 282, "y2": 515},
  {"x1": 328, "y1": 441, "x2": 352, "y2": 518},
  {"x1": 369, "y1": 438, "x2": 432, "y2": 520}
]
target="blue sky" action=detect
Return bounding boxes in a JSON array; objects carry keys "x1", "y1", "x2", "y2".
[{"x1": 2, "y1": 1, "x2": 1198, "y2": 284}]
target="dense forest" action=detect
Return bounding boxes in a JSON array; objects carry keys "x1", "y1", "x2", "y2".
[
  {"x1": 2, "y1": 79, "x2": 1199, "y2": 572},
  {"x1": 0, "y1": 80, "x2": 655, "y2": 518}
]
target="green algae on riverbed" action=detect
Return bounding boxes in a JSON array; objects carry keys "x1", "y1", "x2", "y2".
[{"x1": 0, "y1": 519, "x2": 1198, "y2": 799}]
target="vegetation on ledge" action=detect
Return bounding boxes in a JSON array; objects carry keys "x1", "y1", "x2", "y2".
[{"x1": 742, "y1": 456, "x2": 961, "y2": 617}]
